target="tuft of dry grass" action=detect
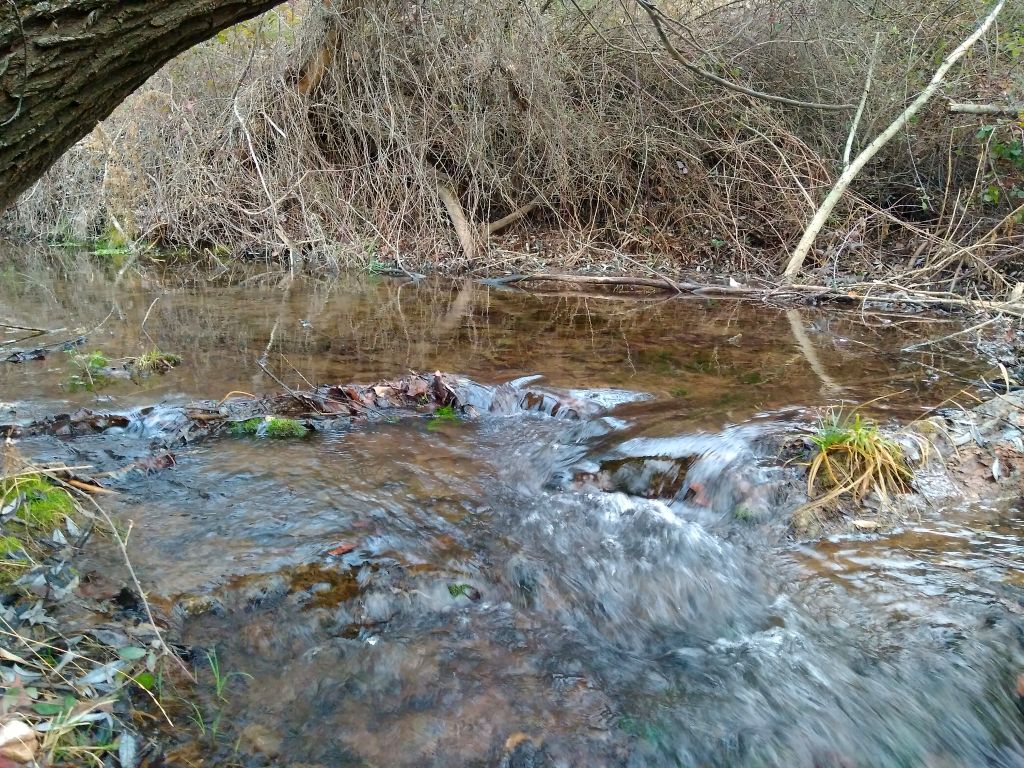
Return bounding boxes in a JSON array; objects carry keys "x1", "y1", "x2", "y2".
[
  {"x1": 806, "y1": 411, "x2": 913, "y2": 502},
  {"x1": 793, "y1": 407, "x2": 930, "y2": 531}
]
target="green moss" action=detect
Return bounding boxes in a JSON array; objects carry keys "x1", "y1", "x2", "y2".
[
  {"x1": 684, "y1": 350, "x2": 717, "y2": 374},
  {"x1": 0, "y1": 476, "x2": 77, "y2": 587},
  {"x1": 638, "y1": 349, "x2": 681, "y2": 373},
  {"x1": 427, "y1": 405, "x2": 462, "y2": 430},
  {"x1": 230, "y1": 417, "x2": 308, "y2": 438},
  {"x1": 733, "y1": 505, "x2": 757, "y2": 522},
  {"x1": 1, "y1": 476, "x2": 75, "y2": 529}
]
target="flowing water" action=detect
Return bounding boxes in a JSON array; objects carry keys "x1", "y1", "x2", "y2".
[{"x1": 3, "y1": 253, "x2": 1024, "y2": 767}]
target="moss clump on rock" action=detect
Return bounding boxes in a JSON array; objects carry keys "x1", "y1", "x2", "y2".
[
  {"x1": 0, "y1": 474, "x2": 75, "y2": 586},
  {"x1": 1, "y1": 475, "x2": 74, "y2": 529},
  {"x1": 229, "y1": 417, "x2": 308, "y2": 439}
]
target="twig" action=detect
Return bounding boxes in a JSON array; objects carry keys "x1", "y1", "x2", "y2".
[
  {"x1": 1, "y1": 321, "x2": 56, "y2": 334},
  {"x1": 431, "y1": 170, "x2": 477, "y2": 261},
  {"x1": 482, "y1": 271, "x2": 1024, "y2": 317},
  {"x1": 255, "y1": 358, "x2": 322, "y2": 414},
  {"x1": 233, "y1": 99, "x2": 297, "y2": 276},
  {"x1": 901, "y1": 315, "x2": 1002, "y2": 352},
  {"x1": 140, "y1": 295, "x2": 161, "y2": 348},
  {"x1": 481, "y1": 197, "x2": 542, "y2": 238}
]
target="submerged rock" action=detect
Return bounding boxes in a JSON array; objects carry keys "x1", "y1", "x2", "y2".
[{"x1": 241, "y1": 723, "x2": 283, "y2": 758}]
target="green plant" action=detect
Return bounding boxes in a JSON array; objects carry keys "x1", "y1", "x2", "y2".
[
  {"x1": 185, "y1": 649, "x2": 251, "y2": 743},
  {"x1": 41, "y1": 698, "x2": 119, "y2": 766},
  {"x1": 65, "y1": 350, "x2": 111, "y2": 392},
  {"x1": 976, "y1": 125, "x2": 1024, "y2": 208},
  {"x1": 205, "y1": 648, "x2": 250, "y2": 701},
  {"x1": 229, "y1": 417, "x2": 308, "y2": 438},
  {"x1": 447, "y1": 583, "x2": 473, "y2": 598},
  {"x1": 0, "y1": 534, "x2": 24, "y2": 556},
  {"x1": 187, "y1": 700, "x2": 222, "y2": 740}
]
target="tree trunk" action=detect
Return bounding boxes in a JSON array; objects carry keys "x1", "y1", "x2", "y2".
[{"x1": 0, "y1": 0, "x2": 283, "y2": 212}]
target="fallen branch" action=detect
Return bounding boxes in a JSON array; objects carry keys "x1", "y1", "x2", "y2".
[
  {"x1": 948, "y1": 102, "x2": 1023, "y2": 116},
  {"x1": 69, "y1": 489, "x2": 195, "y2": 682},
  {"x1": 844, "y1": 33, "x2": 880, "y2": 169},
  {"x1": 432, "y1": 172, "x2": 478, "y2": 262},
  {"x1": 782, "y1": 0, "x2": 1007, "y2": 280},
  {"x1": 481, "y1": 197, "x2": 542, "y2": 238},
  {"x1": 481, "y1": 271, "x2": 1024, "y2": 317}
]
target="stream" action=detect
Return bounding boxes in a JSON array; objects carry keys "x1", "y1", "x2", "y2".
[{"x1": 3, "y1": 254, "x2": 1024, "y2": 767}]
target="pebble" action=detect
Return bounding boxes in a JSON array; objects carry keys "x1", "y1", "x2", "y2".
[{"x1": 0, "y1": 719, "x2": 37, "y2": 764}]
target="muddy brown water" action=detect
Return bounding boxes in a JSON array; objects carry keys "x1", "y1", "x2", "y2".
[{"x1": 3, "y1": 253, "x2": 1024, "y2": 767}]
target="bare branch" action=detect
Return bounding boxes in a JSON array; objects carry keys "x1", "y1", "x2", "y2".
[
  {"x1": 783, "y1": 0, "x2": 1007, "y2": 281},
  {"x1": 636, "y1": 0, "x2": 855, "y2": 111}
]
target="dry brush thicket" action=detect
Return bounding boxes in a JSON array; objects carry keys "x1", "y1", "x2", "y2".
[{"x1": 3, "y1": 0, "x2": 1022, "y2": 292}]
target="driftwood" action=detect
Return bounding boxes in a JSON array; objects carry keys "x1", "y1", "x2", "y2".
[
  {"x1": 0, "y1": 372, "x2": 605, "y2": 446},
  {"x1": 432, "y1": 171, "x2": 543, "y2": 261}
]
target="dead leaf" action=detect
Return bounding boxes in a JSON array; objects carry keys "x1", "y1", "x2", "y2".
[
  {"x1": 325, "y1": 542, "x2": 356, "y2": 557},
  {"x1": 405, "y1": 378, "x2": 429, "y2": 398}
]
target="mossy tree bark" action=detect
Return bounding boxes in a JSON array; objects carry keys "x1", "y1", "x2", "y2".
[{"x1": 0, "y1": 0, "x2": 283, "y2": 212}]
